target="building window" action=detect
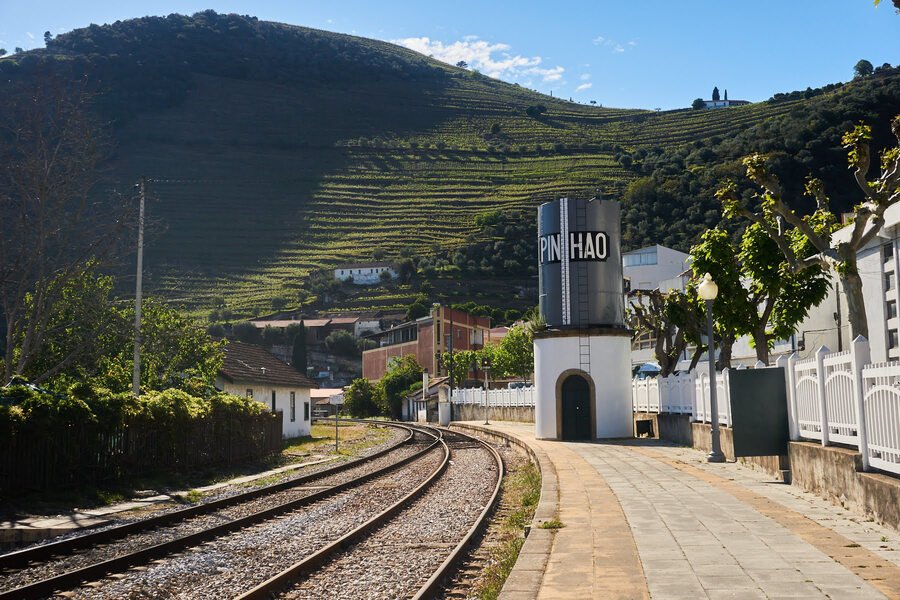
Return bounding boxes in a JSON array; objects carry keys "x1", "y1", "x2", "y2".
[
  {"x1": 884, "y1": 243, "x2": 894, "y2": 263},
  {"x1": 890, "y1": 329, "x2": 899, "y2": 350},
  {"x1": 271, "y1": 390, "x2": 277, "y2": 412},
  {"x1": 887, "y1": 272, "x2": 896, "y2": 292},
  {"x1": 304, "y1": 402, "x2": 310, "y2": 421},
  {"x1": 290, "y1": 392, "x2": 296, "y2": 422},
  {"x1": 889, "y1": 300, "x2": 898, "y2": 320},
  {"x1": 246, "y1": 388, "x2": 253, "y2": 398}
]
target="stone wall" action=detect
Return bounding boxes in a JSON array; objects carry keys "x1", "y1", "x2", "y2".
[{"x1": 452, "y1": 404, "x2": 534, "y2": 423}]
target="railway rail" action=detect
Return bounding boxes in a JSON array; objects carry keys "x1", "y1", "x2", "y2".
[{"x1": 0, "y1": 423, "x2": 508, "y2": 599}]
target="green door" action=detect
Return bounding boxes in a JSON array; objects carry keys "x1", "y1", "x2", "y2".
[{"x1": 561, "y1": 375, "x2": 591, "y2": 440}]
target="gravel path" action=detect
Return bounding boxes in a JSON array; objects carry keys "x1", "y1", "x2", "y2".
[
  {"x1": 281, "y1": 442, "x2": 499, "y2": 600},
  {"x1": 0, "y1": 428, "x2": 423, "y2": 593},
  {"x1": 65, "y1": 446, "x2": 445, "y2": 599}
]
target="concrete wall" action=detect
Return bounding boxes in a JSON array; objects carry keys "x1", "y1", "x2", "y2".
[
  {"x1": 789, "y1": 441, "x2": 900, "y2": 531},
  {"x1": 453, "y1": 404, "x2": 534, "y2": 423}
]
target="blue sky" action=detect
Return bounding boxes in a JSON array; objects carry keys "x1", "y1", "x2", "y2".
[{"x1": 1, "y1": 1, "x2": 898, "y2": 110}]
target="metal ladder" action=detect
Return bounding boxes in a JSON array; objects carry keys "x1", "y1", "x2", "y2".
[{"x1": 573, "y1": 200, "x2": 591, "y2": 373}]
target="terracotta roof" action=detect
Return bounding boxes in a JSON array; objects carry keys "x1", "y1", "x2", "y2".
[
  {"x1": 329, "y1": 317, "x2": 360, "y2": 325},
  {"x1": 220, "y1": 341, "x2": 317, "y2": 388},
  {"x1": 249, "y1": 319, "x2": 308, "y2": 329}
]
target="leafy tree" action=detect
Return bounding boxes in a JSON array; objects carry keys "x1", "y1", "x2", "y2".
[
  {"x1": 492, "y1": 324, "x2": 534, "y2": 382},
  {"x1": 13, "y1": 266, "x2": 125, "y2": 385},
  {"x1": 271, "y1": 296, "x2": 289, "y2": 311},
  {"x1": 232, "y1": 321, "x2": 262, "y2": 344},
  {"x1": 343, "y1": 377, "x2": 379, "y2": 417},
  {"x1": 440, "y1": 349, "x2": 477, "y2": 385},
  {"x1": 1, "y1": 77, "x2": 127, "y2": 384},
  {"x1": 43, "y1": 31, "x2": 52, "y2": 45},
  {"x1": 690, "y1": 227, "x2": 828, "y2": 365},
  {"x1": 291, "y1": 323, "x2": 307, "y2": 371},
  {"x1": 0, "y1": 49, "x2": 6, "y2": 56},
  {"x1": 324, "y1": 329, "x2": 359, "y2": 357},
  {"x1": 406, "y1": 298, "x2": 430, "y2": 321},
  {"x1": 377, "y1": 355, "x2": 422, "y2": 418},
  {"x1": 626, "y1": 289, "x2": 704, "y2": 375},
  {"x1": 854, "y1": 59, "x2": 874, "y2": 79},
  {"x1": 455, "y1": 60, "x2": 468, "y2": 68},
  {"x1": 95, "y1": 298, "x2": 224, "y2": 394},
  {"x1": 712, "y1": 87, "x2": 720, "y2": 101},
  {"x1": 691, "y1": 98, "x2": 705, "y2": 110},
  {"x1": 717, "y1": 116, "x2": 900, "y2": 340}
]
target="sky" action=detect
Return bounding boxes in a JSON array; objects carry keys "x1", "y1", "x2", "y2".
[{"x1": 1, "y1": 1, "x2": 898, "y2": 110}]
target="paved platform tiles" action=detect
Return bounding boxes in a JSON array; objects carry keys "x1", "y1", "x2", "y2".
[{"x1": 475, "y1": 422, "x2": 900, "y2": 600}]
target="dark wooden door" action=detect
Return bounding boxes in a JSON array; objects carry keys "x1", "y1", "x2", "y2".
[{"x1": 561, "y1": 375, "x2": 591, "y2": 440}]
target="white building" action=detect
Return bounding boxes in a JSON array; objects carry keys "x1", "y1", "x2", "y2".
[
  {"x1": 216, "y1": 341, "x2": 317, "y2": 438},
  {"x1": 798, "y1": 203, "x2": 900, "y2": 363},
  {"x1": 623, "y1": 245, "x2": 691, "y2": 293},
  {"x1": 333, "y1": 262, "x2": 397, "y2": 285}
]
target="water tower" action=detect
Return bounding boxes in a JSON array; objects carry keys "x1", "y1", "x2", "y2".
[{"x1": 533, "y1": 197, "x2": 633, "y2": 440}]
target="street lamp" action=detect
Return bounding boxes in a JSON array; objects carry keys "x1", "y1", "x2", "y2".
[
  {"x1": 482, "y1": 356, "x2": 492, "y2": 425},
  {"x1": 698, "y1": 272, "x2": 726, "y2": 463}
]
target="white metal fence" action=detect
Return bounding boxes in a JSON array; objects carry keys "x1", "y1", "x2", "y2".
[
  {"x1": 450, "y1": 386, "x2": 536, "y2": 408},
  {"x1": 786, "y1": 337, "x2": 900, "y2": 476},
  {"x1": 632, "y1": 338, "x2": 900, "y2": 477}
]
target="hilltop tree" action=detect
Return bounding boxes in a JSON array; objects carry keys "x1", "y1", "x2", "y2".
[
  {"x1": 854, "y1": 59, "x2": 874, "y2": 79},
  {"x1": 455, "y1": 61, "x2": 468, "y2": 69},
  {"x1": 691, "y1": 98, "x2": 705, "y2": 110},
  {"x1": 716, "y1": 116, "x2": 900, "y2": 340},
  {"x1": 712, "y1": 87, "x2": 720, "y2": 102}
]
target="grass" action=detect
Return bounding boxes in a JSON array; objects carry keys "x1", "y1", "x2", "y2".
[
  {"x1": 479, "y1": 462, "x2": 541, "y2": 599},
  {"x1": 538, "y1": 518, "x2": 565, "y2": 529}
]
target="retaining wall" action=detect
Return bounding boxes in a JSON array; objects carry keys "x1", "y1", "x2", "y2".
[{"x1": 452, "y1": 405, "x2": 534, "y2": 423}]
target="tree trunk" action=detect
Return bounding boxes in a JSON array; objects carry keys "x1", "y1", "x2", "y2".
[
  {"x1": 839, "y1": 267, "x2": 868, "y2": 340},
  {"x1": 752, "y1": 327, "x2": 770, "y2": 365},
  {"x1": 716, "y1": 334, "x2": 735, "y2": 370}
]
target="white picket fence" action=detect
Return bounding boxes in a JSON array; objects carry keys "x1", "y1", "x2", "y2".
[
  {"x1": 451, "y1": 386, "x2": 536, "y2": 408},
  {"x1": 632, "y1": 368, "x2": 733, "y2": 426},
  {"x1": 632, "y1": 338, "x2": 900, "y2": 477},
  {"x1": 786, "y1": 337, "x2": 900, "y2": 476}
]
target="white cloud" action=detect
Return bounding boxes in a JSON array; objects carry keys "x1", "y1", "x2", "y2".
[
  {"x1": 575, "y1": 83, "x2": 593, "y2": 92},
  {"x1": 394, "y1": 36, "x2": 565, "y2": 83},
  {"x1": 580, "y1": 73, "x2": 591, "y2": 81},
  {"x1": 593, "y1": 34, "x2": 629, "y2": 54}
]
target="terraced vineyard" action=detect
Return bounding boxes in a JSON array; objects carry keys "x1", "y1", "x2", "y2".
[{"x1": 2, "y1": 11, "x2": 877, "y2": 316}]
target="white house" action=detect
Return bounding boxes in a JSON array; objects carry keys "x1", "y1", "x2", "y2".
[
  {"x1": 216, "y1": 341, "x2": 317, "y2": 438},
  {"x1": 333, "y1": 262, "x2": 397, "y2": 285},
  {"x1": 798, "y1": 203, "x2": 900, "y2": 363},
  {"x1": 623, "y1": 245, "x2": 691, "y2": 293}
]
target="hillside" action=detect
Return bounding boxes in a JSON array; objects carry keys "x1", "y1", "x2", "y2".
[{"x1": 2, "y1": 11, "x2": 898, "y2": 318}]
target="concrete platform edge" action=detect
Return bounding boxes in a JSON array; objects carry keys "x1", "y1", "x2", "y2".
[{"x1": 449, "y1": 422, "x2": 556, "y2": 600}]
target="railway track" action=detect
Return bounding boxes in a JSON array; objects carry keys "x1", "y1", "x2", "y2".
[
  {"x1": 0, "y1": 424, "x2": 508, "y2": 599},
  {"x1": 0, "y1": 422, "x2": 433, "y2": 599}
]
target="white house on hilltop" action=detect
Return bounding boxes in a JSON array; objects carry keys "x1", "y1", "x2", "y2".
[{"x1": 333, "y1": 262, "x2": 397, "y2": 285}]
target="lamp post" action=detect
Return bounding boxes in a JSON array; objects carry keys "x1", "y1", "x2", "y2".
[
  {"x1": 482, "y1": 356, "x2": 491, "y2": 425},
  {"x1": 698, "y1": 272, "x2": 725, "y2": 463}
]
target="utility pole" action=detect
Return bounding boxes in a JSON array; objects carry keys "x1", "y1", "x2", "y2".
[{"x1": 133, "y1": 178, "x2": 145, "y2": 397}]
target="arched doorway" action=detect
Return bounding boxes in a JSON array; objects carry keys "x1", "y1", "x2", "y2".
[{"x1": 560, "y1": 374, "x2": 591, "y2": 440}]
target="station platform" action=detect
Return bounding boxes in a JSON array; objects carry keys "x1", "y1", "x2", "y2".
[{"x1": 452, "y1": 421, "x2": 900, "y2": 600}]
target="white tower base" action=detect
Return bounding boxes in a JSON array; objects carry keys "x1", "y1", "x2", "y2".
[{"x1": 533, "y1": 328, "x2": 633, "y2": 440}]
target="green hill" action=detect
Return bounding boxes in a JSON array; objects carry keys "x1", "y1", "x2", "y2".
[{"x1": 2, "y1": 11, "x2": 898, "y2": 317}]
